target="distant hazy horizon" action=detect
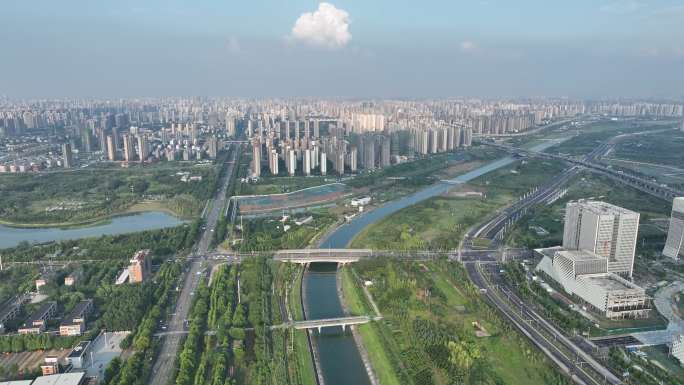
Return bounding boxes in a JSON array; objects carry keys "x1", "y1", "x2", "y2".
[{"x1": 2, "y1": 0, "x2": 683, "y2": 99}]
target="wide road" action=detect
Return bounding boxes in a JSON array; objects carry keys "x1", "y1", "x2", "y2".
[
  {"x1": 149, "y1": 144, "x2": 239, "y2": 385},
  {"x1": 466, "y1": 263, "x2": 620, "y2": 385}
]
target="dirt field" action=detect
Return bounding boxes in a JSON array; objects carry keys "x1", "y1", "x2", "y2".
[{"x1": 0, "y1": 348, "x2": 71, "y2": 372}]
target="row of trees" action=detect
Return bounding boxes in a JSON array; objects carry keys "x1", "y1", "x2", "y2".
[
  {"x1": 0, "y1": 332, "x2": 92, "y2": 354},
  {"x1": 174, "y1": 265, "x2": 240, "y2": 385},
  {"x1": 102, "y1": 262, "x2": 182, "y2": 385}
]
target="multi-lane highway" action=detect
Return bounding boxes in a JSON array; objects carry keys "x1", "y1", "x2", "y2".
[
  {"x1": 466, "y1": 263, "x2": 621, "y2": 385},
  {"x1": 149, "y1": 144, "x2": 239, "y2": 385}
]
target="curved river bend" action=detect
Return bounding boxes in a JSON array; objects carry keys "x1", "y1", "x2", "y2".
[{"x1": 307, "y1": 138, "x2": 568, "y2": 385}]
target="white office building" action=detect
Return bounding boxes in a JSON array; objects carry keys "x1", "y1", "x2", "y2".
[
  {"x1": 536, "y1": 248, "x2": 650, "y2": 319},
  {"x1": 562, "y1": 200, "x2": 639, "y2": 277},
  {"x1": 663, "y1": 197, "x2": 684, "y2": 259},
  {"x1": 672, "y1": 334, "x2": 684, "y2": 365}
]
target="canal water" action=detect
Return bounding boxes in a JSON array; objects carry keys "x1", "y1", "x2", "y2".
[
  {"x1": 304, "y1": 263, "x2": 372, "y2": 385},
  {"x1": 320, "y1": 138, "x2": 568, "y2": 249},
  {"x1": 308, "y1": 138, "x2": 569, "y2": 384},
  {"x1": 0, "y1": 211, "x2": 185, "y2": 249}
]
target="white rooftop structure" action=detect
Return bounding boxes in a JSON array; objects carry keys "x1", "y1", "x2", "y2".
[
  {"x1": 30, "y1": 373, "x2": 85, "y2": 385},
  {"x1": 536, "y1": 248, "x2": 650, "y2": 319}
]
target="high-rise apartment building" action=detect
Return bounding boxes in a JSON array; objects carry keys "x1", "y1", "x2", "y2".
[
  {"x1": 562, "y1": 201, "x2": 640, "y2": 277},
  {"x1": 269, "y1": 149, "x2": 279, "y2": 175},
  {"x1": 106, "y1": 135, "x2": 116, "y2": 161},
  {"x1": 138, "y1": 135, "x2": 148, "y2": 161},
  {"x1": 287, "y1": 149, "x2": 296, "y2": 176},
  {"x1": 62, "y1": 143, "x2": 73, "y2": 168},
  {"x1": 320, "y1": 152, "x2": 327, "y2": 176},
  {"x1": 663, "y1": 197, "x2": 684, "y2": 259},
  {"x1": 123, "y1": 134, "x2": 134, "y2": 162},
  {"x1": 304, "y1": 149, "x2": 312, "y2": 176},
  {"x1": 380, "y1": 136, "x2": 391, "y2": 167},
  {"x1": 251, "y1": 138, "x2": 261, "y2": 177}
]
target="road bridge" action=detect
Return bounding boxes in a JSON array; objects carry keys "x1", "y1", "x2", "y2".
[
  {"x1": 208, "y1": 247, "x2": 531, "y2": 265},
  {"x1": 271, "y1": 316, "x2": 378, "y2": 332},
  {"x1": 273, "y1": 249, "x2": 372, "y2": 264},
  {"x1": 486, "y1": 141, "x2": 682, "y2": 201}
]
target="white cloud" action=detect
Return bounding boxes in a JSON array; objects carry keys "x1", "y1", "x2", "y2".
[
  {"x1": 460, "y1": 41, "x2": 477, "y2": 52},
  {"x1": 291, "y1": 3, "x2": 351, "y2": 49}
]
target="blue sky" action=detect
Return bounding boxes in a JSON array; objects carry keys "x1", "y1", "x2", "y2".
[{"x1": 1, "y1": 0, "x2": 683, "y2": 98}]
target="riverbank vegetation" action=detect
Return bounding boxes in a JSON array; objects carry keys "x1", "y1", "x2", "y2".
[
  {"x1": 351, "y1": 159, "x2": 566, "y2": 250},
  {"x1": 344, "y1": 258, "x2": 573, "y2": 385},
  {"x1": 236, "y1": 213, "x2": 336, "y2": 251},
  {"x1": 0, "y1": 159, "x2": 224, "y2": 226}
]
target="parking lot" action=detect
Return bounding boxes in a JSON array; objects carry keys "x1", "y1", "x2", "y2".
[{"x1": 83, "y1": 331, "x2": 129, "y2": 379}]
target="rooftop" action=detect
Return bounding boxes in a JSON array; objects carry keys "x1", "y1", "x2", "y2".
[
  {"x1": 556, "y1": 249, "x2": 603, "y2": 262},
  {"x1": 24, "y1": 301, "x2": 56, "y2": 325},
  {"x1": 570, "y1": 200, "x2": 639, "y2": 217},
  {"x1": 61, "y1": 300, "x2": 92, "y2": 324},
  {"x1": 30, "y1": 373, "x2": 85, "y2": 385},
  {"x1": 582, "y1": 274, "x2": 643, "y2": 292},
  {"x1": 67, "y1": 341, "x2": 91, "y2": 358}
]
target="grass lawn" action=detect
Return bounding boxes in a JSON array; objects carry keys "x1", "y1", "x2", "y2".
[
  {"x1": 351, "y1": 159, "x2": 567, "y2": 251},
  {"x1": 290, "y1": 265, "x2": 317, "y2": 385},
  {"x1": 238, "y1": 175, "x2": 332, "y2": 196},
  {"x1": 341, "y1": 267, "x2": 403, "y2": 385},
  {"x1": 293, "y1": 330, "x2": 317, "y2": 385},
  {"x1": 348, "y1": 258, "x2": 571, "y2": 385}
]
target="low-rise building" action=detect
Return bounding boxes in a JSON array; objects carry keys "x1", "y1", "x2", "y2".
[
  {"x1": 40, "y1": 356, "x2": 60, "y2": 376},
  {"x1": 35, "y1": 278, "x2": 48, "y2": 292},
  {"x1": 67, "y1": 340, "x2": 92, "y2": 369},
  {"x1": 19, "y1": 301, "x2": 57, "y2": 334},
  {"x1": 59, "y1": 300, "x2": 93, "y2": 336},
  {"x1": 128, "y1": 249, "x2": 151, "y2": 283},
  {"x1": 351, "y1": 196, "x2": 371, "y2": 207},
  {"x1": 64, "y1": 275, "x2": 77, "y2": 286},
  {"x1": 536, "y1": 248, "x2": 651, "y2": 319},
  {"x1": 31, "y1": 372, "x2": 86, "y2": 385},
  {"x1": 0, "y1": 295, "x2": 27, "y2": 334}
]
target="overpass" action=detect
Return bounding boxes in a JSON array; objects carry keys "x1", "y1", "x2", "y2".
[
  {"x1": 486, "y1": 141, "x2": 682, "y2": 201},
  {"x1": 271, "y1": 316, "x2": 378, "y2": 332}
]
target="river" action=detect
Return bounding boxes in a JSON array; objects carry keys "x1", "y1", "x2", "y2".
[
  {"x1": 0, "y1": 211, "x2": 185, "y2": 249},
  {"x1": 308, "y1": 137, "x2": 568, "y2": 384}
]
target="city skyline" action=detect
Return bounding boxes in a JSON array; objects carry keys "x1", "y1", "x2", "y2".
[{"x1": 2, "y1": 1, "x2": 683, "y2": 98}]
